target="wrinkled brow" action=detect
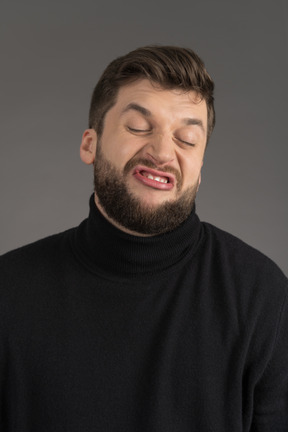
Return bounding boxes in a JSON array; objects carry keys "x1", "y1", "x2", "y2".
[{"x1": 121, "y1": 103, "x2": 152, "y2": 117}]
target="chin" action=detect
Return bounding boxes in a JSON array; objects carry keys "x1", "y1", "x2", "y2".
[{"x1": 130, "y1": 190, "x2": 177, "y2": 208}]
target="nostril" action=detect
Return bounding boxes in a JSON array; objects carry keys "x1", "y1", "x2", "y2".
[{"x1": 146, "y1": 153, "x2": 158, "y2": 164}]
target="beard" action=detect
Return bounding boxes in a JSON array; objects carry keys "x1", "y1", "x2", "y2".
[{"x1": 93, "y1": 145, "x2": 199, "y2": 235}]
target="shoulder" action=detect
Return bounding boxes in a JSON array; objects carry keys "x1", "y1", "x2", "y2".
[
  {"x1": 201, "y1": 221, "x2": 287, "y2": 293},
  {"x1": 0, "y1": 228, "x2": 76, "y2": 290},
  {"x1": 198, "y1": 222, "x2": 288, "y2": 342},
  {"x1": 0, "y1": 228, "x2": 76, "y2": 339},
  {"x1": 1, "y1": 228, "x2": 75, "y2": 262}
]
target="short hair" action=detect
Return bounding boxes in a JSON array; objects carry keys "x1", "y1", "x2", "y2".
[{"x1": 89, "y1": 45, "x2": 215, "y2": 141}]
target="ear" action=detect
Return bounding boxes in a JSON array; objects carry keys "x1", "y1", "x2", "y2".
[
  {"x1": 197, "y1": 161, "x2": 203, "y2": 191},
  {"x1": 80, "y1": 129, "x2": 97, "y2": 165},
  {"x1": 197, "y1": 172, "x2": 202, "y2": 192}
]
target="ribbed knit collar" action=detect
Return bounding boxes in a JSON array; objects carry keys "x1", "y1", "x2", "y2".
[{"x1": 72, "y1": 195, "x2": 203, "y2": 279}]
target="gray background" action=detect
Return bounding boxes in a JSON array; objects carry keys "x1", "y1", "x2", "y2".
[{"x1": 1, "y1": 0, "x2": 287, "y2": 275}]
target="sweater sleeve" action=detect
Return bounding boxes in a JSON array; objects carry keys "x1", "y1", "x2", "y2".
[{"x1": 251, "y1": 289, "x2": 288, "y2": 431}]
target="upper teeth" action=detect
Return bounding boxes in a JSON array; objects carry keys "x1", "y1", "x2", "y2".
[{"x1": 147, "y1": 174, "x2": 168, "y2": 183}]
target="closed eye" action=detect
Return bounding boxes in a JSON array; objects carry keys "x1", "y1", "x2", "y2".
[
  {"x1": 176, "y1": 137, "x2": 195, "y2": 147},
  {"x1": 127, "y1": 127, "x2": 151, "y2": 133}
]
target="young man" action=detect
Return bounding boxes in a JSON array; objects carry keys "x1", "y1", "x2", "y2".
[{"x1": 0, "y1": 46, "x2": 287, "y2": 431}]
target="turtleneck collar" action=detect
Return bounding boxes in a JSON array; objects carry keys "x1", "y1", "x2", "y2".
[{"x1": 71, "y1": 195, "x2": 204, "y2": 280}]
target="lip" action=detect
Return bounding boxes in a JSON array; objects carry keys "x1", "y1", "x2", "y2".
[{"x1": 132, "y1": 165, "x2": 175, "y2": 191}]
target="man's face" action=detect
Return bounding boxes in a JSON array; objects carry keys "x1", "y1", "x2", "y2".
[{"x1": 82, "y1": 79, "x2": 208, "y2": 235}]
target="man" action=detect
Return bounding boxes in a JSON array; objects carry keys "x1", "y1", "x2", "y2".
[{"x1": 0, "y1": 46, "x2": 287, "y2": 431}]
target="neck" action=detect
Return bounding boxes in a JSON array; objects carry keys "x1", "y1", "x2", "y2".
[{"x1": 72, "y1": 194, "x2": 203, "y2": 278}]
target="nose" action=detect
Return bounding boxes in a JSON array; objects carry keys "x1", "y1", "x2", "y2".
[{"x1": 145, "y1": 133, "x2": 175, "y2": 166}]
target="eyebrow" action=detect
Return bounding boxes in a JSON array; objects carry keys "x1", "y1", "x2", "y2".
[
  {"x1": 121, "y1": 103, "x2": 152, "y2": 117},
  {"x1": 182, "y1": 118, "x2": 205, "y2": 133},
  {"x1": 121, "y1": 103, "x2": 205, "y2": 133}
]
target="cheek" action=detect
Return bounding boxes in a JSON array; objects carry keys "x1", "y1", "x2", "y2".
[
  {"x1": 100, "y1": 132, "x2": 122, "y2": 156},
  {"x1": 102, "y1": 135, "x2": 140, "y2": 167},
  {"x1": 179, "y1": 153, "x2": 202, "y2": 174},
  {"x1": 181, "y1": 161, "x2": 203, "y2": 187}
]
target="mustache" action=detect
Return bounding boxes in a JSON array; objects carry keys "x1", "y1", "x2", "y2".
[{"x1": 123, "y1": 157, "x2": 182, "y2": 186}]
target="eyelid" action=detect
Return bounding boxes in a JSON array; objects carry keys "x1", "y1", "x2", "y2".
[
  {"x1": 175, "y1": 137, "x2": 195, "y2": 147},
  {"x1": 127, "y1": 126, "x2": 195, "y2": 146},
  {"x1": 127, "y1": 126, "x2": 152, "y2": 133}
]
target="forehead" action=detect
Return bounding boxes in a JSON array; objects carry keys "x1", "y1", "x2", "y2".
[{"x1": 113, "y1": 79, "x2": 208, "y2": 123}]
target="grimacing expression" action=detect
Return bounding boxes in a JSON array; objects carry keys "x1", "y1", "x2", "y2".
[
  {"x1": 81, "y1": 79, "x2": 208, "y2": 235},
  {"x1": 93, "y1": 146, "x2": 200, "y2": 235}
]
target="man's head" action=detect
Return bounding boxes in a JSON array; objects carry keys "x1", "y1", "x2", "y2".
[
  {"x1": 80, "y1": 46, "x2": 215, "y2": 236},
  {"x1": 88, "y1": 45, "x2": 215, "y2": 142}
]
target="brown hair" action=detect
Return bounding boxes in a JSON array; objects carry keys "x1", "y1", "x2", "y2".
[{"x1": 89, "y1": 45, "x2": 215, "y2": 141}]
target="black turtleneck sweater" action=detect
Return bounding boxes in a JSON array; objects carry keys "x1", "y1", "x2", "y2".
[{"x1": 0, "y1": 196, "x2": 287, "y2": 431}]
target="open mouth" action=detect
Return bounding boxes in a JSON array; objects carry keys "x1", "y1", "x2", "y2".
[
  {"x1": 133, "y1": 166, "x2": 175, "y2": 190},
  {"x1": 141, "y1": 170, "x2": 169, "y2": 184}
]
